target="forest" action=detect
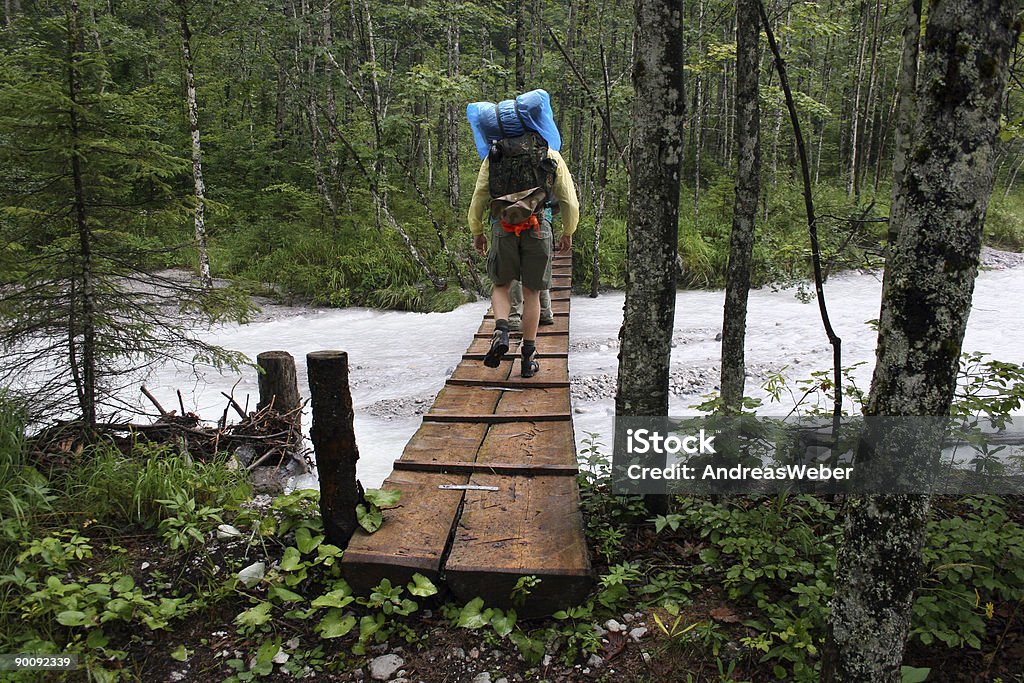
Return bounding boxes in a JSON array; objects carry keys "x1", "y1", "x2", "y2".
[{"x1": 2, "y1": 0, "x2": 1024, "y2": 681}]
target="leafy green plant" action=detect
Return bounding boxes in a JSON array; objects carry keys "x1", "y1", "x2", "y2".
[
  {"x1": 156, "y1": 492, "x2": 225, "y2": 551},
  {"x1": 355, "y1": 488, "x2": 402, "y2": 534}
]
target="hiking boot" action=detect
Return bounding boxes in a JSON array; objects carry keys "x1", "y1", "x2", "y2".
[
  {"x1": 521, "y1": 347, "x2": 540, "y2": 378},
  {"x1": 539, "y1": 316, "x2": 555, "y2": 326},
  {"x1": 484, "y1": 327, "x2": 509, "y2": 368},
  {"x1": 508, "y1": 316, "x2": 522, "y2": 332}
]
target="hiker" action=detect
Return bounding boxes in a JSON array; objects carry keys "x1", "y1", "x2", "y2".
[
  {"x1": 509, "y1": 280, "x2": 554, "y2": 331},
  {"x1": 466, "y1": 89, "x2": 579, "y2": 378}
]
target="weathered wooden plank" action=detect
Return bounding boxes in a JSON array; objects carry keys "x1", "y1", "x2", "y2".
[
  {"x1": 446, "y1": 377, "x2": 570, "y2": 390},
  {"x1": 483, "y1": 311, "x2": 570, "y2": 320},
  {"x1": 476, "y1": 421, "x2": 578, "y2": 467},
  {"x1": 341, "y1": 469, "x2": 468, "y2": 594},
  {"x1": 399, "y1": 422, "x2": 489, "y2": 462},
  {"x1": 428, "y1": 384, "x2": 503, "y2": 416},
  {"x1": 444, "y1": 474, "x2": 592, "y2": 617},
  {"x1": 393, "y1": 460, "x2": 577, "y2": 476},
  {"x1": 477, "y1": 317, "x2": 568, "y2": 335},
  {"x1": 448, "y1": 361, "x2": 515, "y2": 383},
  {"x1": 423, "y1": 413, "x2": 571, "y2": 424},
  {"x1": 465, "y1": 335, "x2": 569, "y2": 356},
  {"x1": 495, "y1": 386, "x2": 572, "y2": 416},
  {"x1": 462, "y1": 352, "x2": 568, "y2": 362},
  {"x1": 484, "y1": 300, "x2": 570, "y2": 316},
  {"x1": 451, "y1": 358, "x2": 570, "y2": 385},
  {"x1": 473, "y1": 329, "x2": 566, "y2": 338}
]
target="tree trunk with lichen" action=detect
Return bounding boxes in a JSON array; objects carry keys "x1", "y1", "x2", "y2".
[
  {"x1": 886, "y1": 0, "x2": 921, "y2": 247},
  {"x1": 822, "y1": 2, "x2": 1021, "y2": 681},
  {"x1": 719, "y1": 0, "x2": 760, "y2": 411},
  {"x1": 615, "y1": 0, "x2": 685, "y2": 514}
]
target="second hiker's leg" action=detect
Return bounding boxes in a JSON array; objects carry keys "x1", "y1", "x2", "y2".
[
  {"x1": 508, "y1": 280, "x2": 524, "y2": 330},
  {"x1": 539, "y1": 288, "x2": 554, "y2": 324}
]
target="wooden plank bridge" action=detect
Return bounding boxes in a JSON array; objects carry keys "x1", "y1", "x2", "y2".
[{"x1": 341, "y1": 254, "x2": 593, "y2": 617}]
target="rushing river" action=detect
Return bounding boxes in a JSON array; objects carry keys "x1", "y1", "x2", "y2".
[{"x1": 138, "y1": 257, "x2": 1024, "y2": 488}]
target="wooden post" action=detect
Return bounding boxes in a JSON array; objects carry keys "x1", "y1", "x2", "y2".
[
  {"x1": 256, "y1": 350, "x2": 301, "y2": 418},
  {"x1": 306, "y1": 350, "x2": 360, "y2": 546}
]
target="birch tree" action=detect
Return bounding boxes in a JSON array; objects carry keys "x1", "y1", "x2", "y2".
[
  {"x1": 822, "y1": 2, "x2": 1021, "y2": 680},
  {"x1": 177, "y1": 0, "x2": 212, "y2": 289}
]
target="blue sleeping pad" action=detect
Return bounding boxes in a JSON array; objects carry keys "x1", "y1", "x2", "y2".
[{"x1": 466, "y1": 89, "x2": 562, "y2": 160}]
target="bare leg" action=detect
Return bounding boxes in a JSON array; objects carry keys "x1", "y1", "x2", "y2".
[
  {"x1": 521, "y1": 285, "x2": 541, "y2": 341},
  {"x1": 492, "y1": 283, "x2": 512, "y2": 321}
]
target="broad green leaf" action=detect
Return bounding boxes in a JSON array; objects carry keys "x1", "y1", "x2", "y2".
[
  {"x1": 113, "y1": 575, "x2": 135, "y2": 593},
  {"x1": 901, "y1": 667, "x2": 931, "y2": 683},
  {"x1": 57, "y1": 610, "x2": 89, "y2": 626},
  {"x1": 456, "y1": 597, "x2": 488, "y2": 629},
  {"x1": 311, "y1": 589, "x2": 354, "y2": 609},
  {"x1": 363, "y1": 489, "x2": 401, "y2": 508},
  {"x1": 170, "y1": 644, "x2": 192, "y2": 662},
  {"x1": 269, "y1": 585, "x2": 304, "y2": 603},
  {"x1": 407, "y1": 573, "x2": 438, "y2": 597},
  {"x1": 490, "y1": 608, "x2": 517, "y2": 637},
  {"x1": 356, "y1": 504, "x2": 383, "y2": 533},
  {"x1": 295, "y1": 527, "x2": 323, "y2": 554},
  {"x1": 235, "y1": 602, "x2": 272, "y2": 628},
  {"x1": 317, "y1": 609, "x2": 357, "y2": 638},
  {"x1": 279, "y1": 546, "x2": 302, "y2": 571}
]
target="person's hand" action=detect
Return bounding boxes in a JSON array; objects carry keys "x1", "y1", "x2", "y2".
[
  {"x1": 556, "y1": 234, "x2": 573, "y2": 255},
  {"x1": 473, "y1": 234, "x2": 487, "y2": 256}
]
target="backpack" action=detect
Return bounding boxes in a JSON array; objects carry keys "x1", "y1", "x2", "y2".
[{"x1": 488, "y1": 131, "x2": 558, "y2": 210}]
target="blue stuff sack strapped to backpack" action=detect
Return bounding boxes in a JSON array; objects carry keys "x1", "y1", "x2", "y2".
[{"x1": 466, "y1": 89, "x2": 562, "y2": 160}]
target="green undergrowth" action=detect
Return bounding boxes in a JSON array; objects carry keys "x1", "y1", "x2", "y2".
[
  {"x1": 2, "y1": 387, "x2": 1022, "y2": 681},
  {"x1": 574, "y1": 423, "x2": 1024, "y2": 682}
]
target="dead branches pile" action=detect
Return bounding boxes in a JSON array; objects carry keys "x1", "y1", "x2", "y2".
[{"x1": 27, "y1": 387, "x2": 313, "y2": 482}]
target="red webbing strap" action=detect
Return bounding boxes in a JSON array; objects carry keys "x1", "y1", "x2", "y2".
[{"x1": 499, "y1": 214, "x2": 539, "y2": 236}]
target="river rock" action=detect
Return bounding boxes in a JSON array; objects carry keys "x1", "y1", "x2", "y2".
[{"x1": 369, "y1": 654, "x2": 404, "y2": 681}]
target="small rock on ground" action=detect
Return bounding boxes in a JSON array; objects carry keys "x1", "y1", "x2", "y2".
[{"x1": 369, "y1": 654, "x2": 404, "y2": 681}]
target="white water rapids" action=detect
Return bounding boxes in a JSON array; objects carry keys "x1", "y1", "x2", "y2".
[{"x1": 136, "y1": 259, "x2": 1024, "y2": 489}]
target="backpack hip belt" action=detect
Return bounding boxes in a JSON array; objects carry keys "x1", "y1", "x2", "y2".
[{"x1": 500, "y1": 214, "x2": 540, "y2": 237}]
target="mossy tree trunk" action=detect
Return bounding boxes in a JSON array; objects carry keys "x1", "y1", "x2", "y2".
[
  {"x1": 67, "y1": 0, "x2": 96, "y2": 427},
  {"x1": 615, "y1": 0, "x2": 685, "y2": 513},
  {"x1": 822, "y1": 2, "x2": 1021, "y2": 680},
  {"x1": 719, "y1": 0, "x2": 761, "y2": 412}
]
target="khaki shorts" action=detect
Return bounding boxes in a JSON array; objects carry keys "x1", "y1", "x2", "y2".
[{"x1": 486, "y1": 218, "x2": 553, "y2": 291}]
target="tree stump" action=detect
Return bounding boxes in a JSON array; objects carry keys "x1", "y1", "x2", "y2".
[
  {"x1": 256, "y1": 351, "x2": 301, "y2": 424},
  {"x1": 306, "y1": 350, "x2": 360, "y2": 547}
]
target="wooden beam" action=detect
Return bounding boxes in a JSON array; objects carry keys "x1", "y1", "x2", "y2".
[
  {"x1": 462, "y1": 352, "x2": 568, "y2": 361},
  {"x1": 393, "y1": 459, "x2": 578, "y2": 476},
  {"x1": 446, "y1": 378, "x2": 570, "y2": 389},
  {"x1": 423, "y1": 413, "x2": 572, "y2": 424}
]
